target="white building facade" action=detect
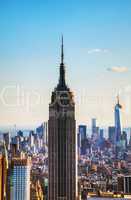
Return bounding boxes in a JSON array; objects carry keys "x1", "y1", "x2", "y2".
[{"x1": 10, "y1": 158, "x2": 31, "y2": 200}]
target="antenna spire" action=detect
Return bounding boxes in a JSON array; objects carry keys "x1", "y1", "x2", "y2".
[
  {"x1": 61, "y1": 35, "x2": 64, "y2": 64},
  {"x1": 57, "y1": 35, "x2": 68, "y2": 90},
  {"x1": 116, "y1": 94, "x2": 122, "y2": 108},
  {"x1": 117, "y1": 94, "x2": 119, "y2": 105}
]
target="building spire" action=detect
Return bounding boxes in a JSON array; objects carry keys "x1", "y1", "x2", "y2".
[
  {"x1": 116, "y1": 94, "x2": 122, "y2": 108},
  {"x1": 117, "y1": 94, "x2": 120, "y2": 105},
  {"x1": 61, "y1": 35, "x2": 64, "y2": 64},
  {"x1": 57, "y1": 35, "x2": 67, "y2": 90}
]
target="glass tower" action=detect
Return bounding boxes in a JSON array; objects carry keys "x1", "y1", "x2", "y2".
[
  {"x1": 10, "y1": 157, "x2": 31, "y2": 200},
  {"x1": 114, "y1": 96, "x2": 122, "y2": 151}
]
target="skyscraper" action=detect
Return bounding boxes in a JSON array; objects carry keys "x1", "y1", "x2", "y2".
[
  {"x1": 0, "y1": 154, "x2": 4, "y2": 200},
  {"x1": 44, "y1": 122, "x2": 48, "y2": 145},
  {"x1": 79, "y1": 125, "x2": 87, "y2": 142},
  {"x1": 3, "y1": 132, "x2": 10, "y2": 151},
  {"x1": 92, "y1": 118, "x2": 96, "y2": 134},
  {"x1": 91, "y1": 118, "x2": 99, "y2": 141},
  {"x1": 0, "y1": 143, "x2": 8, "y2": 200},
  {"x1": 108, "y1": 126, "x2": 115, "y2": 144},
  {"x1": 114, "y1": 96, "x2": 122, "y2": 146},
  {"x1": 0, "y1": 154, "x2": 8, "y2": 200},
  {"x1": 48, "y1": 37, "x2": 78, "y2": 200},
  {"x1": 10, "y1": 155, "x2": 31, "y2": 200},
  {"x1": 78, "y1": 125, "x2": 89, "y2": 155}
]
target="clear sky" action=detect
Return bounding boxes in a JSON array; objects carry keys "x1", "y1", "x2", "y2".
[{"x1": 0, "y1": 0, "x2": 131, "y2": 127}]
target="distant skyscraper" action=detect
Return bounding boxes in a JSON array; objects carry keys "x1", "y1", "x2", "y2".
[
  {"x1": 129, "y1": 131, "x2": 131, "y2": 147},
  {"x1": 48, "y1": 37, "x2": 78, "y2": 200},
  {"x1": 91, "y1": 118, "x2": 99, "y2": 141},
  {"x1": 114, "y1": 96, "x2": 122, "y2": 146},
  {"x1": 97, "y1": 129, "x2": 105, "y2": 149},
  {"x1": 11, "y1": 136, "x2": 20, "y2": 153},
  {"x1": 99, "y1": 129, "x2": 104, "y2": 139},
  {"x1": 17, "y1": 130, "x2": 23, "y2": 138},
  {"x1": 79, "y1": 125, "x2": 87, "y2": 141},
  {"x1": 36, "y1": 124, "x2": 44, "y2": 138},
  {"x1": 36, "y1": 122, "x2": 48, "y2": 145},
  {"x1": 92, "y1": 118, "x2": 96, "y2": 134},
  {"x1": 3, "y1": 132, "x2": 10, "y2": 151},
  {"x1": 78, "y1": 125, "x2": 88, "y2": 155},
  {"x1": 81, "y1": 138, "x2": 90, "y2": 155},
  {"x1": 29, "y1": 131, "x2": 35, "y2": 148},
  {"x1": 77, "y1": 132, "x2": 81, "y2": 156},
  {"x1": 121, "y1": 131, "x2": 128, "y2": 150},
  {"x1": 43, "y1": 122, "x2": 48, "y2": 145},
  {"x1": 10, "y1": 155, "x2": 31, "y2": 200},
  {"x1": 108, "y1": 126, "x2": 115, "y2": 144}
]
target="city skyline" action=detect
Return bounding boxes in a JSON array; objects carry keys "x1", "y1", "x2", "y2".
[
  {"x1": 0, "y1": 0, "x2": 131, "y2": 126},
  {"x1": 1, "y1": 1, "x2": 131, "y2": 200}
]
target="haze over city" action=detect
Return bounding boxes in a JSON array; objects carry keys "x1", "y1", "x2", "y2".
[{"x1": 1, "y1": 1, "x2": 131, "y2": 200}]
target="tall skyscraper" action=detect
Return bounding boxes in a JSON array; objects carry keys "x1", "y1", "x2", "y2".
[
  {"x1": 10, "y1": 155, "x2": 31, "y2": 200},
  {"x1": 48, "y1": 37, "x2": 78, "y2": 200},
  {"x1": 114, "y1": 96, "x2": 122, "y2": 146}
]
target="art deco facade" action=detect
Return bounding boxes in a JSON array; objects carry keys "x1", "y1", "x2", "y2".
[{"x1": 48, "y1": 38, "x2": 78, "y2": 200}]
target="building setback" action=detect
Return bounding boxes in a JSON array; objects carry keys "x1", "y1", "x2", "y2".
[{"x1": 48, "y1": 37, "x2": 78, "y2": 200}]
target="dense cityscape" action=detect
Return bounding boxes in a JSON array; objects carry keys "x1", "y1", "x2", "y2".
[
  {"x1": 0, "y1": 103, "x2": 131, "y2": 199},
  {"x1": 0, "y1": 39, "x2": 131, "y2": 200},
  {"x1": 0, "y1": 1, "x2": 131, "y2": 199}
]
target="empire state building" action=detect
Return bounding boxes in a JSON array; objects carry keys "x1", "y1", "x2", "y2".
[{"x1": 48, "y1": 37, "x2": 78, "y2": 200}]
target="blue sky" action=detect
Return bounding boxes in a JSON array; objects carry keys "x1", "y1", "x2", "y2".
[{"x1": 0, "y1": 0, "x2": 131, "y2": 127}]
